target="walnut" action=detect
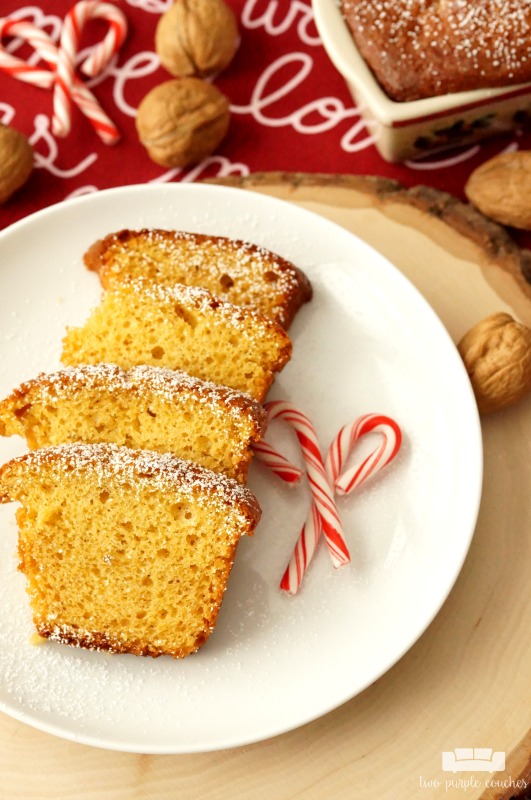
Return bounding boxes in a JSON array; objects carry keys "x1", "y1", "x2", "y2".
[
  {"x1": 465, "y1": 151, "x2": 531, "y2": 230},
  {"x1": 0, "y1": 123, "x2": 33, "y2": 204},
  {"x1": 155, "y1": 0, "x2": 239, "y2": 79},
  {"x1": 135, "y1": 78, "x2": 230, "y2": 168},
  {"x1": 457, "y1": 312, "x2": 531, "y2": 414}
]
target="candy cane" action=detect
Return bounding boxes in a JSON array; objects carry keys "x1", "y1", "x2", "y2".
[
  {"x1": 326, "y1": 414, "x2": 402, "y2": 496},
  {"x1": 252, "y1": 439, "x2": 303, "y2": 485},
  {"x1": 61, "y1": 79, "x2": 121, "y2": 142},
  {"x1": 263, "y1": 401, "x2": 350, "y2": 572},
  {"x1": 76, "y1": 2, "x2": 128, "y2": 77},
  {"x1": 280, "y1": 501, "x2": 321, "y2": 594},
  {"x1": 0, "y1": 3, "x2": 127, "y2": 144},
  {"x1": 54, "y1": 1, "x2": 127, "y2": 140},
  {"x1": 0, "y1": 19, "x2": 58, "y2": 88},
  {"x1": 256, "y1": 408, "x2": 402, "y2": 594}
]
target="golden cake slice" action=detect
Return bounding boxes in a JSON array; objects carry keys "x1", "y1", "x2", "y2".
[
  {"x1": 83, "y1": 228, "x2": 312, "y2": 329},
  {"x1": 0, "y1": 364, "x2": 267, "y2": 483},
  {"x1": 0, "y1": 443, "x2": 261, "y2": 658},
  {"x1": 61, "y1": 280, "x2": 292, "y2": 402}
]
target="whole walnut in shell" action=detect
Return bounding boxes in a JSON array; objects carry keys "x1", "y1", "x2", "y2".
[
  {"x1": 136, "y1": 78, "x2": 230, "y2": 168},
  {"x1": 155, "y1": 0, "x2": 239, "y2": 79},
  {"x1": 458, "y1": 312, "x2": 531, "y2": 414},
  {"x1": 465, "y1": 151, "x2": 531, "y2": 230},
  {"x1": 0, "y1": 123, "x2": 33, "y2": 204}
]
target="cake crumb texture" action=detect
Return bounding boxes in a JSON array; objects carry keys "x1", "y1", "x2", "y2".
[
  {"x1": 60, "y1": 280, "x2": 292, "y2": 402},
  {"x1": 0, "y1": 443, "x2": 261, "y2": 658},
  {"x1": 0, "y1": 364, "x2": 267, "y2": 482}
]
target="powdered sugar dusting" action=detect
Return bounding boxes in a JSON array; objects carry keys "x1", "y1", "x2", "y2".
[
  {"x1": 8, "y1": 364, "x2": 265, "y2": 428},
  {"x1": 123, "y1": 229, "x2": 295, "y2": 285},
  {"x1": 102, "y1": 229, "x2": 308, "y2": 327},
  {"x1": 2, "y1": 443, "x2": 261, "y2": 525},
  {"x1": 126, "y1": 277, "x2": 282, "y2": 336}
]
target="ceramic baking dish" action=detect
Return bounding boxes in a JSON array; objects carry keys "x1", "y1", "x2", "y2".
[{"x1": 312, "y1": 0, "x2": 531, "y2": 162}]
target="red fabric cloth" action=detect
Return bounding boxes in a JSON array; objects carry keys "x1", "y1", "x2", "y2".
[{"x1": 0, "y1": 0, "x2": 529, "y2": 233}]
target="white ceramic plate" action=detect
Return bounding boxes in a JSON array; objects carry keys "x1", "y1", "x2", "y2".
[{"x1": 0, "y1": 183, "x2": 482, "y2": 754}]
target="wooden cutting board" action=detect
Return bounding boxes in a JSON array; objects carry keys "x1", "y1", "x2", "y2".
[{"x1": 0, "y1": 173, "x2": 529, "y2": 800}]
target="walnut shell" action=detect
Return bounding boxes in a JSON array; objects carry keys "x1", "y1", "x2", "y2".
[
  {"x1": 458, "y1": 312, "x2": 531, "y2": 414},
  {"x1": 155, "y1": 0, "x2": 238, "y2": 79},
  {"x1": 135, "y1": 78, "x2": 230, "y2": 168},
  {"x1": 0, "y1": 123, "x2": 33, "y2": 204},
  {"x1": 465, "y1": 151, "x2": 531, "y2": 230}
]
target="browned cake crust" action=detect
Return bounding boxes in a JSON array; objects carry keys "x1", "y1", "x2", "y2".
[
  {"x1": 32, "y1": 623, "x2": 196, "y2": 658},
  {"x1": 83, "y1": 228, "x2": 313, "y2": 329},
  {"x1": 33, "y1": 621, "x2": 222, "y2": 658},
  {"x1": 342, "y1": 0, "x2": 531, "y2": 102}
]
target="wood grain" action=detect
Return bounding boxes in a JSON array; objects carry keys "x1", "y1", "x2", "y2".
[{"x1": 0, "y1": 173, "x2": 530, "y2": 800}]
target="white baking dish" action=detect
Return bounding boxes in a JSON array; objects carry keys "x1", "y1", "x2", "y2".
[{"x1": 313, "y1": 0, "x2": 531, "y2": 162}]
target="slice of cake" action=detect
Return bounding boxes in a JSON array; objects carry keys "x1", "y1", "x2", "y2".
[
  {"x1": 0, "y1": 365, "x2": 267, "y2": 483},
  {"x1": 61, "y1": 280, "x2": 292, "y2": 402},
  {"x1": 0, "y1": 443, "x2": 261, "y2": 658},
  {"x1": 83, "y1": 228, "x2": 312, "y2": 329}
]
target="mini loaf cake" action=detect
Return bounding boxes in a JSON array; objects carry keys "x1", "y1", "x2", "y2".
[
  {"x1": 342, "y1": 0, "x2": 531, "y2": 101},
  {"x1": 61, "y1": 280, "x2": 292, "y2": 402},
  {"x1": 0, "y1": 365, "x2": 267, "y2": 483},
  {"x1": 0, "y1": 443, "x2": 261, "y2": 658},
  {"x1": 83, "y1": 228, "x2": 312, "y2": 329}
]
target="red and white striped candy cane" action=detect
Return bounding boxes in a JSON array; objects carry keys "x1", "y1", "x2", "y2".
[
  {"x1": 54, "y1": 1, "x2": 127, "y2": 141},
  {"x1": 57, "y1": 76, "x2": 120, "y2": 142},
  {"x1": 0, "y1": 18, "x2": 58, "y2": 88},
  {"x1": 264, "y1": 401, "x2": 350, "y2": 572},
  {"x1": 280, "y1": 501, "x2": 321, "y2": 594},
  {"x1": 253, "y1": 428, "x2": 313, "y2": 594},
  {"x1": 252, "y1": 439, "x2": 303, "y2": 485},
  {"x1": 256, "y1": 408, "x2": 402, "y2": 594},
  {"x1": 0, "y1": 4, "x2": 126, "y2": 144},
  {"x1": 76, "y1": 1, "x2": 128, "y2": 77},
  {"x1": 325, "y1": 414, "x2": 402, "y2": 496}
]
